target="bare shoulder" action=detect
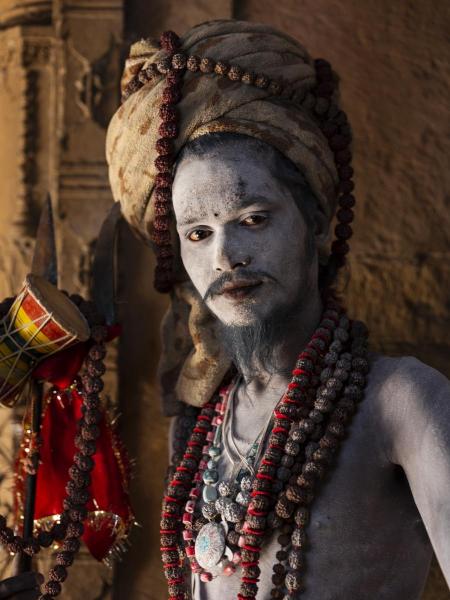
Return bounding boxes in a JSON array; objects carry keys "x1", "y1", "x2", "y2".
[
  {"x1": 364, "y1": 352, "x2": 450, "y2": 462},
  {"x1": 366, "y1": 352, "x2": 449, "y2": 406},
  {"x1": 367, "y1": 352, "x2": 448, "y2": 391}
]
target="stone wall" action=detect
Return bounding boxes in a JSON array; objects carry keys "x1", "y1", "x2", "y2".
[
  {"x1": 117, "y1": 2, "x2": 449, "y2": 599},
  {"x1": 0, "y1": 1, "x2": 447, "y2": 599},
  {"x1": 0, "y1": 0, "x2": 123, "y2": 596}
]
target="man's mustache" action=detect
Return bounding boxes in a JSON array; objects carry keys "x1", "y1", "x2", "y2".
[{"x1": 203, "y1": 269, "x2": 276, "y2": 302}]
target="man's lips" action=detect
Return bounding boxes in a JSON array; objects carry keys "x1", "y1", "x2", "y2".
[{"x1": 219, "y1": 280, "x2": 263, "y2": 298}]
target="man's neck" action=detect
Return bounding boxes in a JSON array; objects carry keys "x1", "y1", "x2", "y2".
[{"x1": 236, "y1": 288, "x2": 323, "y2": 400}]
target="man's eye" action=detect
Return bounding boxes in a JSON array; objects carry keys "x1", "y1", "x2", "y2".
[
  {"x1": 240, "y1": 214, "x2": 267, "y2": 226},
  {"x1": 187, "y1": 229, "x2": 211, "y2": 242}
]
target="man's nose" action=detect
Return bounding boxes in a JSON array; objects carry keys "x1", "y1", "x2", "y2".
[{"x1": 213, "y1": 234, "x2": 251, "y2": 272}]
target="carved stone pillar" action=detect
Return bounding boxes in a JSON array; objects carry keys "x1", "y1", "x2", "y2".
[{"x1": 0, "y1": 1, "x2": 124, "y2": 596}]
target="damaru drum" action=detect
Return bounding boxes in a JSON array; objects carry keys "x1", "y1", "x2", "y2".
[{"x1": 0, "y1": 274, "x2": 90, "y2": 406}]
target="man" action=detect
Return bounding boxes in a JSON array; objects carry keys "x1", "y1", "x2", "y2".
[{"x1": 106, "y1": 19, "x2": 450, "y2": 600}]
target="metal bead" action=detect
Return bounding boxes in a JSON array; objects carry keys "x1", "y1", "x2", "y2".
[
  {"x1": 239, "y1": 475, "x2": 253, "y2": 492},
  {"x1": 334, "y1": 327, "x2": 349, "y2": 342},
  {"x1": 203, "y1": 469, "x2": 218, "y2": 485},
  {"x1": 218, "y1": 480, "x2": 238, "y2": 497},
  {"x1": 294, "y1": 507, "x2": 309, "y2": 527},
  {"x1": 276, "y1": 494, "x2": 294, "y2": 518},
  {"x1": 268, "y1": 80, "x2": 282, "y2": 95},
  {"x1": 202, "y1": 485, "x2": 218, "y2": 503},
  {"x1": 208, "y1": 446, "x2": 221, "y2": 458},
  {"x1": 349, "y1": 371, "x2": 366, "y2": 387},
  {"x1": 268, "y1": 509, "x2": 284, "y2": 528},
  {"x1": 308, "y1": 409, "x2": 324, "y2": 424},
  {"x1": 336, "y1": 358, "x2": 352, "y2": 370},
  {"x1": 202, "y1": 502, "x2": 218, "y2": 520},
  {"x1": 214, "y1": 61, "x2": 229, "y2": 76},
  {"x1": 236, "y1": 491, "x2": 251, "y2": 507},
  {"x1": 298, "y1": 419, "x2": 314, "y2": 434},
  {"x1": 215, "y1": 496, "x2": 231, "y2": 513},
  {"x1": 334, "y1": 367, "x2": 349, "y2": 382},
  {"x1": 224, "y1": 502, "x2": 244, "y2": 523}
]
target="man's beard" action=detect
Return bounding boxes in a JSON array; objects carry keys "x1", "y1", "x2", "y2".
[{"x1": 217, "y1": 287, "x2": 309, "y2": 379}]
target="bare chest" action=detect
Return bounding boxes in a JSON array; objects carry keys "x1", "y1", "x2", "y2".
[{"x1": 192, "y1": 376, "x2": 433, "y2": 600}]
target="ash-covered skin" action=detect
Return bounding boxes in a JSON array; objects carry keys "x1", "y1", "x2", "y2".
[
  {"x1": 173, "y1": 138, "x2": 323, "y2": 327},
  {"x1": 170, "y1": 134, "x2": 450, "y2": 599},
  {"x1": 173, "y1": 134, "x2": 326, "y2": 387}
]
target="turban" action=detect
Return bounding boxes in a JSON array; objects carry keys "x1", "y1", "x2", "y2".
[{"x1": 106, "y1": 20, "x2": 349, "y2": 415}]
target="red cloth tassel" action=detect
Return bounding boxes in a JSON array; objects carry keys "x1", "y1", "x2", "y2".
[{"x1": 15, "y1": 324, "x2": 134, "y2": 561}]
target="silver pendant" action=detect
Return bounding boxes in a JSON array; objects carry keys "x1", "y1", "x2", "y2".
[{"x1": 195, "y1": 522, "x2": 226, "y2": 571}]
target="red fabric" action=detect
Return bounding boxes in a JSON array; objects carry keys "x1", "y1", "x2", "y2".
[
  {"x1": 33, "y1": 388, "x2": 133, "y2": 560},
  {"x1": 32, "y1": 324, "x2": 121, "y2": 387},
  {"x1": 15, "y1": 324, "x2": 133, "y2": 561}
]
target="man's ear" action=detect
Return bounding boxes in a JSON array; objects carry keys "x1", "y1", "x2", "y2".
[{"x1": 313, "y1": 205, "x2": 330, "y2": 249}]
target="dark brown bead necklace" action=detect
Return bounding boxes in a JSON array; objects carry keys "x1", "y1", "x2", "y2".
[
  {"x1": 268, "y1": 320, "x2": 369, "y2": 599},
  {"x1": 160, "y1": 294, "x2": 372, "y2": 600},
  {"x1": 0, "y1": 298, "x2": 110, "y2": 599}
]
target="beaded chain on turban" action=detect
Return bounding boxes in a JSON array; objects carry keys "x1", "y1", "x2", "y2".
[{"x1": 121, "y1": 30, "x2": 355, "y2": 294}]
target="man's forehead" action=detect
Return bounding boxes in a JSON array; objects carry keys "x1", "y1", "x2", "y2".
[
  {"x1": 172, "y1": 151, "x2": 285, "y2": 224},
  {"x1": 175, "y1": 193, "x2": 278, "y2": 227}
]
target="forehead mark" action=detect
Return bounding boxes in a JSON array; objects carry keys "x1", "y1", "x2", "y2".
[{"x1": 176, "y1": 195, "x2": 279, "y2": 227}]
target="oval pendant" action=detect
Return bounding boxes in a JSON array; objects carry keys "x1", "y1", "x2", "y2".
[{"x1": 195, "y1": 522, "x2": 226, "y2": 571}]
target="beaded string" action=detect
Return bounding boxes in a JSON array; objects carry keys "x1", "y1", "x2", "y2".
[
  {"x1": 121, "y1": 31, "x2": 355, "y2": 294},
  {"x1": 268, "y1": 319, "x2": 369, "y2": 598},
  {"x1": 0, "y1": 298, "x2": 110, "y2": 599},
  {"x1": 161, "y1": 294, "x2": 344, "y2": 598},
  {"x1": 235, "y1": 296, "x2": 342, "y2": 600},
  {"x1": 160, "y1": 400, "x2": 217, "y2": 599}
]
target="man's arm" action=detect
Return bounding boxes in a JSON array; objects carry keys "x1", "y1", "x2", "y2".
[{"x1": 385, "y1": 356, "x2": 450, "y2": 586}]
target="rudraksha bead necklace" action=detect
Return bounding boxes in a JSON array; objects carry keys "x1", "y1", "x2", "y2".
[
  {"x1": 160, "y1": 294, "x2": 371, "y2": 599},
  {"x1": 180, "y1": 383, "x2": 275, "y2": 581},
  {"x1": 0, "y1": 299, "x2": 110, "y2": 599}
]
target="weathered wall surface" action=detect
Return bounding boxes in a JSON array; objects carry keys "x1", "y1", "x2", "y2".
[
  {"x1": 0, "y1": 1, "x2": 447, "y2": 599},
  {"x1": 0, "y1": 0, "x2": 123, "y2": 596},
  {"x1": 117, "y1": 2, "x2": 449, "y2": 600}
]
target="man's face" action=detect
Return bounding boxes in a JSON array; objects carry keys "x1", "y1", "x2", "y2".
[{"x1": 172, "y1": 141, "x2": 318, "y2": 327}]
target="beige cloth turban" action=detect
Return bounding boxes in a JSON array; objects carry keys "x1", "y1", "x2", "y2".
[{"x1": 106, "y1": 19, "x2": 340, "y2": 416}]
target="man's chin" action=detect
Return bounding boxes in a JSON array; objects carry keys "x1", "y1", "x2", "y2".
[{"x1": 209, "y1": 301, "x2": 267, "y2": 327}]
